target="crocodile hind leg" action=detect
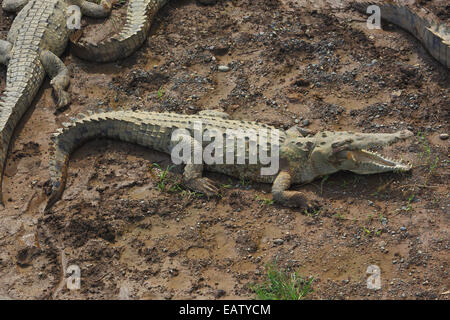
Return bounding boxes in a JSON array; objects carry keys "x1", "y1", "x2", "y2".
[
  {"x1": 0, "y1": 40, "x2": 12, "y2": 65},
  {"x1": 272, "y1": 170, "x2": 319, "y2": 210},
  {"x1": 40, "y1": 50, "x2": 71, "y2": 110},
  {"x1": 1, "y1": 0, "x2": 29, "y2": 12}
]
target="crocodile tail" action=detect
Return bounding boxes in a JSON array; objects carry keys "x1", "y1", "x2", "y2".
[
  {"x1": 352, "y1": 2, "x2": 450, "y2": 69},
  {"x1": 0, "y1": 102, "x2": 13, "y2": 206},
  {"x1": 0, "y1": 93, "x2": 31, "y2": 205},
  {"x1": 70, "y1": 0, "x2": 168, "y2": 62},
  {"x1": 45, "y1": 111, "x2": 152, "y2": 210},
  {"x1": 45, "y1": 116, "x2": 100, "y2": 211},
  {"x1": 0, "y1": 57, "x2": 45, "y2": 205}
]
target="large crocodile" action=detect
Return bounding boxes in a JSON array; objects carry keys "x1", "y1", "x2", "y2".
[
  {"x1": 45, "y1": 110, "x2": 413, "y2": 210},
  {"x1": 70, "y1": 0, "x2": 168, "y2": 62},
  {"x1": 353, "y1": 1, "x2": 449, "y2": 69},
  {"x1": 0, "y1": 0, "x2": 113, "y2": 204}
]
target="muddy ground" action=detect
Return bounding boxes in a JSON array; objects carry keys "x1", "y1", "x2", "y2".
[{"x1": 0, "y1": 0, "x2": 448, "y2": 300}]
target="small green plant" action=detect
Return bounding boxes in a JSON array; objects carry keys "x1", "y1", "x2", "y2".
[
  {"x1": 157, "y1": 86, "x2": 164, "y2": 99},
  {"x1": 169, "y1": 182, "x2": 183, "y2": 193},
  {"x1": 417, "y1": 132, "x2": 440, "y2": 184},
  {"x1": 332, "y1": 213, "x2": 346, "y2": 220},
  {"x1": 405, "y1": 194, "x2": 415, "y2": 211},
  {"x1": 361, "y1": 226, "x2": 372, "y2": 236},
  {"x1": 304, "y1": 207, "x2": 321, "y2": 217},
  {"x1": 427, "y1": 155, "x2": 439, "y2": 179},
  {"x1": 251, "y1": 263, "x2": 313, "y2": 300},
  {"x1": 151, "y1": 163, "x2": 174, "y2": 192},
  {"x1": 255, "y1": 195, "x2": 274, "y2": 206},
  {"x1": 180, "y1": 189, "x2": 203, "y2": 199},
  {"x1": 240, "y1": 176, "x2": 250, "y2": 187}
]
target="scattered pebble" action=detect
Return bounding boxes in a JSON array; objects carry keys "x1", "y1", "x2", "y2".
[
  {"x1": 218, "y1": 65, "x2": 230, "y2": 72},
  {"x1": 273, "y1": 238, "x2": 284, "y2": 245}
]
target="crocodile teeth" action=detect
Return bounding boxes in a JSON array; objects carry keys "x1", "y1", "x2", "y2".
[{"x1": 355, "y1": 149, "x2": 410, "y2": 170}]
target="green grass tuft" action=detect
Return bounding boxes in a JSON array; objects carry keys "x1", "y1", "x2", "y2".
[{"x1": 251, "y1": 263, "x2": 313, "y2": 300}]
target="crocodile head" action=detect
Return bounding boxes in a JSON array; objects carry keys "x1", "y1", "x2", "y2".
[{"x1": 290, "y1": 130, "x2": 413, "y2": 182}]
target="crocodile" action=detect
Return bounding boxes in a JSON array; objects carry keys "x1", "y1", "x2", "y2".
[
  {"x1": 0, "y1": 0, "x2": 113, "y2": 204},
  {"x1": 70, "y1": 0, "x2": 168, "y2": 62},
  {"x1": 45, "y1": 110, "x2": 413, "y2": 210},
  {"x1": 352, "y1": 1, "x2": 449, "y2": 69}
]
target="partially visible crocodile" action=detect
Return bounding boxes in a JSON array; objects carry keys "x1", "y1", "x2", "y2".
[
  {"x1": 0, "y1": 0, "x2": 113, "y2": 204},
  {"x1": 353, "y1": 1, "x2": 449, "y2": 69},
  {"x1": 70, "y1": 0, "x2": 168, "y2": 62},
  {"x1": 45, "y1": 110, "x2": 413, "y2": 210}
]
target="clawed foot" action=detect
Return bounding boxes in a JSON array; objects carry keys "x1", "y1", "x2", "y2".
[
  {"x1": 54, "y1": 89, "x2": 71, "y2": 110},
  {"x1": 184, "y1": 177, "x2": 219, "y2": 197},
  {"x1": 50, "y1": 74, "x2": 71, "y2": 110}
]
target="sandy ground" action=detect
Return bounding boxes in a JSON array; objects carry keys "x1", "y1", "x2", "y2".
[{"x1": 0, "y1": 0, "x2": 448, "y2": 300}]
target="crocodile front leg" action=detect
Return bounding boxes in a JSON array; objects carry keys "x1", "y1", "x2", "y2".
[
  {"x1": 272, "y1": 170, "x2": 319, "y2": 210},
  {"x1": 0, "y1": 40, "x2": 12, "y2": 65},
  {"x1": 1, "y1": 0, "x2": 29, "y2": 12},
  {"x1": 40, "y1": 50, "x2": 71, "y2": 110}
]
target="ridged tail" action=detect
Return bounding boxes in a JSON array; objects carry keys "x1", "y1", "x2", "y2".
[
  {"x1": 70, "y1": 0, "x2": 168, "y2": 62},
  {"x1": 0, "y1": 54, "x2": 45, "y2": 205},
  {"x1": 45, "y1": 111, "x2": 168, "y2": 210},
  {"x1": 353, "y1": 2, "x2": 450, "y2": 69}
]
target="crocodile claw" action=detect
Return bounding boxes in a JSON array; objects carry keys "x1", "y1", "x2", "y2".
[
  {"x1": 55, "y1": 89, "x2": 71, "y2": 110},
  {"x1": 185, "y1": 177, "x2": 219, "y2": 197}
]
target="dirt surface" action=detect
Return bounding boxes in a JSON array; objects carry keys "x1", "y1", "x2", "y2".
[{"x1": 0, "y1": 0, "x2": 448, "y2": 300}]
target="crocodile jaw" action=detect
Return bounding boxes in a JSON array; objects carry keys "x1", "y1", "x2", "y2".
[{"x1": 346, "y1": 149, "x2": 411, "y2": 174}]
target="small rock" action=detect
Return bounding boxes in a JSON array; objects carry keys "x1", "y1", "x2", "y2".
[
  {"x1": 301, "y1": 119, "x2": 310, "y2": 126},
  {"x1": 218, "y1": 65, "x2": 230, "y2": 72},
  {"x1": 439, "y1": 133, "x2": 449, "y2": 140},
  {"x1": 391, "y1": 90, "x2": 402, "y2": 97},
  {"x1": 273, "y1": 238, "x2": 284, "y2": 245},
  {"x1": 214, "y1": 289, "x2": 226, "y2": 298}
]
